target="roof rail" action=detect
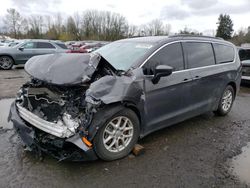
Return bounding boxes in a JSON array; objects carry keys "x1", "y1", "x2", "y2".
[{"x1": 169, "y1": 34, "x2": 224, "y2": 40}]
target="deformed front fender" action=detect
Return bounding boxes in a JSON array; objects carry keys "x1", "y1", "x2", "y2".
[
  {"x1": 84, "y1": 75, "x2": 145, "y2": 140},
  {"x1": 86, "y1": 75, "x2": 144, "y2": 104},
  {"x1": 87, "y1": 104, "x2": 125, "y2": 140}
]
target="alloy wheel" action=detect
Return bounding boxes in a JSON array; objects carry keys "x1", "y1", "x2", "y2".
[
  {"x1": 0, "y1": 56, "x2": 13, "y2": 70},
  {"x1": 103, "y1": 116, "x2": 134, "y2": 153},
  {"x1": 221, "y1": 89, "x2": 233, "y2": 112}
]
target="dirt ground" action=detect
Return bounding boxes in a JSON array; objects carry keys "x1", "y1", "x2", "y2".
[{"x1": 1, "y1": 69, "x2": 250, "y2": 188}]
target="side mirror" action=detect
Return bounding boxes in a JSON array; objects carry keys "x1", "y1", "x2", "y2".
[
  {"x1": 152, "y1": 65, "x2": 173, "y2": 84},
  {"x1": 18, "y1": 47, "x2": 24, "y2": 51}
]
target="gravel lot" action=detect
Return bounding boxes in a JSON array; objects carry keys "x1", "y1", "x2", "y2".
[{"x1": 1, "y1": 69, "x2": 250, "y2": 188}]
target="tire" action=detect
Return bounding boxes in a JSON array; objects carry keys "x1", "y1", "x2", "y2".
[
  {"x1": 93, "y1": 107, "x2": 140, "y2": 161},
  {"x1": 215, "y1": 85, "x2": 235, "y2": 116},
  {"x1": 0, "y1": 56, "x2": 14, "y2": 70}
]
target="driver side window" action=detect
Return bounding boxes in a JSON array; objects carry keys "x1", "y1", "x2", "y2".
[
  {"x1": 22, "y1": 42, "x2": 36, "y2": 49},
  {"x1": 143, "y1": 42, "x2": 184, "y2": 75}
]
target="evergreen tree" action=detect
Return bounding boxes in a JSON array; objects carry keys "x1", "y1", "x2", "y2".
[{"x1": 216, "y1": 14, "x2": 234, "y2": 40}]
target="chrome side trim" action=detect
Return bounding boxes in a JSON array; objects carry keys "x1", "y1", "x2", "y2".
[
  {"x1": 173, "y1": 61, "x2": 235, "y2": 74},
  {"x1": 17, "y1": 103, "x2": 74, "y2": 138}
]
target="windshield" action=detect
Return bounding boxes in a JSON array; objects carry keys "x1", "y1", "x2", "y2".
[{"x1": 96, "y1": 41, "x2": 154, "y2": 70}]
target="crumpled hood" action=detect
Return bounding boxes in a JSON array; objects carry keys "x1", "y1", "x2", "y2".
[{"x1": 25, "y1": 53, "x2": 101, "y2": 85}]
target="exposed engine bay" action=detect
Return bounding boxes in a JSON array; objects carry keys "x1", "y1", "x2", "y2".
[{"x1": 16, "y1": 54, "x2": 118, "y2": 138}]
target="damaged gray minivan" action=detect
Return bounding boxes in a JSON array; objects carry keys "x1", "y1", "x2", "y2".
[{"x1": 9, "y1": 36, "x2": 241, "y2": 161}]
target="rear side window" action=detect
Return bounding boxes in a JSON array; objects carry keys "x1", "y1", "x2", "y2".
[
  {"x1": 36, "y1": 42, "x2": 55, "y2": 49},
  {"x1": 213, "y1": 44, "x2": 234, "y2": 63},
  {"x1": 183, "y1": 42, "x2": 215, "y2": 69},
  {"x1": 55, "y1": 43, "x2": 68, "y2": 49},
  {"x1": 146, "y1": 42, "x2": 184, "y2": 72}
]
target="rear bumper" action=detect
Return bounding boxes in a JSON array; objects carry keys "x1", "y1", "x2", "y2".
[{"x1": 8, "y1": 102, "x2": 98, "y2": 161}]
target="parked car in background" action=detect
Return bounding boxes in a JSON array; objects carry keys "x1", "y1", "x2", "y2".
[
  {"x1": 71, "y1": 41, "x2": 85, "y2": 48},
  {"x1": 0, "y1": 39, "x2": 16, "y2": 48},
  {"x1": 0, "y1": 40, "x2": 68, "y2": 70},
  {"x1": 9, "y1": 35, "x2": 241, "y2": 161},
  {"x1": 238, "y1": 47, "x2": 250, "y2": 81},
  {"x1": 80, "y1": 42, "x2": 105, "y2": 53},
  {"x1": 6, "y1": 41, "x2": 21, "y2": 48},
  {"x1": 65, "y1": 41, "x2": 76, "y2": 49},
  {"x1": 68, "y1": 41, "x2": 108, "y2": 53}
]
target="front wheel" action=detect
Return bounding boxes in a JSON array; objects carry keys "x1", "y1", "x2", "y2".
[
  {"x1": 94, "y1": 108, "x2": 140, "y2": 161},
  {"x1": 215, "y1": 85, "x2": 235, "y2": 116},
  {"x1": 0, "y1": 56, "x2": 14, "y2": 70}
]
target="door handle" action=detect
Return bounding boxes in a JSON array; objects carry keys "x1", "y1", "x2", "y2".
[
  {"x1": 183, "y1": 78, "x2": 192, "y2": 82},
  {"x1": 193, "y1": 76, "x2": 201, "y2": 80}
]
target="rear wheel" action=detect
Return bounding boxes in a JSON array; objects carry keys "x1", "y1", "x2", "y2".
[
  {"x1": 215, "y1": 85, "x2": 235, "y2": 116},
  {"x1": 94, "y1": 108, "x2": 140, "y2": 161},
  {"x1": 0, "y1": 56, "x2": 14, "y2": 70}
]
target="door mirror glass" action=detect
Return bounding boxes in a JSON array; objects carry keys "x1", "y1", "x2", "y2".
[
  {"x1": 152, "y1": 65, "x2": 173, "y2": 84},
  {"x1": 18, "y1": 47, "x2": 24, "y2": 51}
]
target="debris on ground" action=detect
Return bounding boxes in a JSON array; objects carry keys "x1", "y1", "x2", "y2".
[{"x1": 132, "y1": 144, "x2": 145, "y2": 156}]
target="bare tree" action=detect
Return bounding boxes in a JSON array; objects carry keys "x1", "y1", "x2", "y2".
[
  {"x1": 4, "y1": 8, "x2": 23, "y2": 38},
  {"x1": 20, "y1": 18, "x2": 29, "y2": 37},
  {"x1": 44, "y1": 15, "x2": 52, "y2": 31},
  {"x1": 127, "y1": 25, "x2": 138, "y2": 37},
  {"x1": 163, "y1": 24, "x2": 171, "y2": 35},
  {"x1": 55, "y1": 13, "x2": 63, "y2": 35},
  {"x1": 73, "y1": 12, "x2": 81, "y2": 38},
  {"x1": 139, "y1": 19, "x2": 170, "y2": 36},
  {"x1": 148, "y1": 19, "x2": 164, "y2": 35},
  {"x1": 66, "y1": 16, "x2": 79, "y2": 40},
  {"x1": 2, "y1": 8, "x2": 170, "y2": 40},
  {"x1": 81, "y1": 10, "x2": 128, "y2": 40},
  {"x1": 28, "y1": 15, "x2": 44, "y2": 38}
]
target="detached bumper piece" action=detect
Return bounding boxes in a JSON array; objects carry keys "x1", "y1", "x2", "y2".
[{"x1": 9, "y1": 102, "x2": 98, "y2": 161}]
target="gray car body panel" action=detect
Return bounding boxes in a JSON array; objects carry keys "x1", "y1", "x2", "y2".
[{"x1": 0, "y1": 40, "x2": 68, "y2": 65}]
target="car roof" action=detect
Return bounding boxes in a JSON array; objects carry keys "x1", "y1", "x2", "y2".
[
  {"x1": 118, "y1": 35, "x2": 229, "y2": 45},
  {"x1": 23, "y1": 39, "x2": 64, "y2": 43}
]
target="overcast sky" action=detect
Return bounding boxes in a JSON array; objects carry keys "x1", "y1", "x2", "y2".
[{"x1": 0, "y1": 0, "x2": 250, "y2": 35}]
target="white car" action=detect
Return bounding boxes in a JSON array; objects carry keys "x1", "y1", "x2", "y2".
[{"x1": 242, "y1": 59, "x2": 250, "y2": 81}]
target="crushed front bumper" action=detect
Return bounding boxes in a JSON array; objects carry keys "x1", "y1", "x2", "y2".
[
  {"x1": 8, "y1": 102, "x2": 98, "y2": 161},
  {"x1": 16, "y1": 103, "x2": 73, "y2": 138}
]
